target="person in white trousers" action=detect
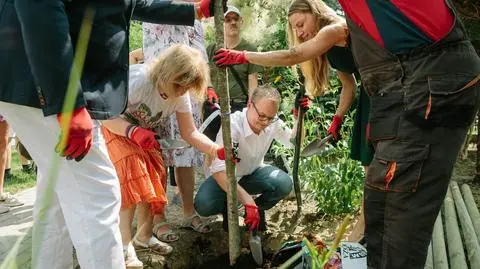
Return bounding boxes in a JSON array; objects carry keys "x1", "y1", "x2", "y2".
[
  {"x1": 0, "y1": 103, "x2": 123, "y2": 268},
  {"x1": 0, "y1": 0, "x2": 220, "y2": 268}
]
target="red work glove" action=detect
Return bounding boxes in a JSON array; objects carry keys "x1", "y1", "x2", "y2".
[
  {"x1": 199, "y1": 0, "x2": 227, "y2": 18},
  {"x1": 244, "y1": 204, "x2": 260, "y2": 231},
  {"x1": 213, "y1": 49, "x2": 248, "y2": 67},
  {"x1": 293, "y1": 94, "x2": 310, "y2": 118},
  {"x1": 128, "y1": 126, "x2": 160, "y2": 150},
  {"x1": 56, "y1": 107, "x2": 93, "y2": 162},
  {"x1": 217, "y1": 146, "x2": 241, "y2": 164},
  {"x1": 207, "y1": 86, "x2": 218, "y2": 107},
  {"x1": 327, "y1": 115, "x2": 343, "y2": 140}
]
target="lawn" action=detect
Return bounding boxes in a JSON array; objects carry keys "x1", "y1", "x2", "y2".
[{"x1": 3, "y1": 148, "x2": 36, "y2": 194}]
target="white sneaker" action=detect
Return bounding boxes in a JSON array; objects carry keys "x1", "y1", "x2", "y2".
[
  {"x1": 0, "y1": 205, "x2": 9, "y2": 214},
  {"x1": 0, "y1": 192, "x2": 24, "y2": 207}
]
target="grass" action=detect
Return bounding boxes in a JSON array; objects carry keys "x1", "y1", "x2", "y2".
[{"x1": 3, "y1": 148, "x2": 36, "y2": 194}]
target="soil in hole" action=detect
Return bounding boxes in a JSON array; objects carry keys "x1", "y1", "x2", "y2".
[{"x1": 196, "y1": 251, "x2": 273, "y2": 269}]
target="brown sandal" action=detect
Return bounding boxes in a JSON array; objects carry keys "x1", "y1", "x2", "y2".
[
  {"x1": 133, "y1": 236, "x2": 173, "y2": 256},
  {"x1": 152, "y1": 222, "x2": 179, "y2": 243}
]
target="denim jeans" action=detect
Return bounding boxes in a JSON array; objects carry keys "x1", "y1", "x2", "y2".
[{"x1": 194, "y1": 165, "x2": 292, "y2": 216}]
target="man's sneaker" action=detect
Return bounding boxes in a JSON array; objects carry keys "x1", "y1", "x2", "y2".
[
  {"x1": 0, "y1": 205, "x2": 9, "y2": 214},
  {"x1": 0, "y1": 192, "x2": 24, "y2": 207}
]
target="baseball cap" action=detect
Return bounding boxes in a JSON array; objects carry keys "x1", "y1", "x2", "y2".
[{"x1": 224, "y1": 6, "x2": 241, "y2": 17}]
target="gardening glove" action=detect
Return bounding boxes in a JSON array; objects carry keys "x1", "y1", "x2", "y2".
[
  {"x1": 207, "y1": 86, "x2": 219, "y2": 108},
  {"x1": 198, "y1": 0, "x2": 227, "y2": 18},
  {"x1": 293, "y1": 93, "x2": 310, "y2": 118},
  {"x1": 56, "y1": 107, "x2": 93, "y2": 162},
  {"x1": 244, "y1": 204, "x2": 260, "y2": 231},
  {"x1": 214, "y1": 49, "x2": 248, "y2": 67},
  {"x1": 128, "y1": 126, "x2": 160, "y2": 151},
  {"x1": 327, "y1": 115, "x2": 343, "y2": 141},
  {"x1": 216, "y1": 146, "x2": 241, "y2": 164}
]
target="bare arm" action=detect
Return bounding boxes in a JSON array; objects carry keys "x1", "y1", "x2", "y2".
[
  {"x1": 212, "y1": 171, "x2": 255, "y2": 205},
  {"x1": 335, "y1": 71, "x2": 357, "y2": 117},
  {"x1": 177, "y1": 111, "x2": 218, "y2": 156},
  {"x1": 248, "y1": 73, "x2": 258, "y2": 97},
  {"x1": 245, "y1": 22, "x2": 348, "y2": 67},
  {"x1": 101, "y1": 117, "x2": 132, "y2": 136}
]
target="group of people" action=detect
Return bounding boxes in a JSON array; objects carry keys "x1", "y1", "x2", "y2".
[{"x1": 0, "y1": 1, "x2": 479, "y2": 269}]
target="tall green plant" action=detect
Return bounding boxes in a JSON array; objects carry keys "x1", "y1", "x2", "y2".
[{"x1": 272, "y1": 76, "x2": 364, "y2": 215}]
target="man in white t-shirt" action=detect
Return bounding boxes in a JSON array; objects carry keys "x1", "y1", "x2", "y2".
[{"x1": 194, "y1": 86, "x2": 306, "y2": 231}]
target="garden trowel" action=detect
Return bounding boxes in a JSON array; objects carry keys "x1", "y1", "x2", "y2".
[
  {"x1": 300, "y1": 134, "x2": 334, "y2": 157},
  {"x1": 155, "y1": 137, "x2": 191, "y2": 150},
  {"x1": 249, "y1": 230, "x2": 263, "y2": 265}
]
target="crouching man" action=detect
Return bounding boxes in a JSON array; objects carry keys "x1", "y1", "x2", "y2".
[{"x1": 195, "y1": 86, "x2": 306, "y2": 231}]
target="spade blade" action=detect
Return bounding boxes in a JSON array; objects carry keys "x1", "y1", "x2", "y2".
[
  {"x1": 249, "y1": 233, "x2": 263, "y2": 266},
  {"x1": 300, "y1": 134, "x2": 334, "y2": 157}
]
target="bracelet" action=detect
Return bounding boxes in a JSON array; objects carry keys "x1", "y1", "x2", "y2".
[{"x1": 125, "y1": 124, "x2": 137, "y2": 139}]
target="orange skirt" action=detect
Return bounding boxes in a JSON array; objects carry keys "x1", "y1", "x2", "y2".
[{"x1": 102, "y1": 127, "x2": 167, "y2": 215}]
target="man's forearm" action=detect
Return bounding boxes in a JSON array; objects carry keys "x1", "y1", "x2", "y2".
[{"x1": 212, "y1": 171, "x2": 255, "y2": 205}]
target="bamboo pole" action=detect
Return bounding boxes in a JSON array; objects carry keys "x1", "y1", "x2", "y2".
[
  {"x1": 424, "y1": 242, "x2": 434, "y2": 269},
  {"x1": 432, "y1": 213, "x2": 449, "y2": 269},
  {"x1": 213, "y1": 0, "x2": 240, "y2": 265},
  {"x1": 443, "y1": 187, "x2": 468, "y2": 269},
  {"x1": 461, "y1": 183, "x2": 480, "y2": 243},
  {"x1": 451, "y1": 181, "x2": 480, "y2": 269}
]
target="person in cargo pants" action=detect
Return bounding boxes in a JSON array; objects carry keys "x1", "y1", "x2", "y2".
[{"x1": 337, "y1": 0, "x2": 480, "y2": 268}]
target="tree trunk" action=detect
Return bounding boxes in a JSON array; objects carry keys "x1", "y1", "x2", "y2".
[{"x1": 213, "y1": 0, "x2": 241, "y2": 265}]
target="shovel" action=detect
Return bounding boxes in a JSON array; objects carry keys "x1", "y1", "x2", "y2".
[
  {"x1": 300, "y1": 134, "x2": 334, "y2": 157},
  {"x1": 249, "y1": 230, "x2": 263, "y2": 266}
]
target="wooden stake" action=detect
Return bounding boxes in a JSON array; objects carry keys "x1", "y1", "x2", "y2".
[
  {"x1": 444, "y1": 187, "x2": 468, "y2": 269},
  {"x1": 461, "y1": 184, "x2": 480, "y2": 244},
  {"x1": 213, "y1": 0, "x2": 240, "y2": 265},
  {"x1": 424, "y1": 242, "x2": 433, "y2": 269},
  {"x1": 451, "y1": 181, "x2": 480, "y2": 269},
  {"x1": 432, "y1": 213, "x2": 448, "y2": 269}
]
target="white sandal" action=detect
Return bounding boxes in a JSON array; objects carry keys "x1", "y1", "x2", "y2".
[
  {"x1": 124, "y1": 243, "x2": 143, "y2": 269},
  {"x1": 133, "y1": 236, "x2": 173, "y2": 256}
]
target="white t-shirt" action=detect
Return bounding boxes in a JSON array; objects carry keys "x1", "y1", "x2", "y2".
[{"x1": 123, "y1": 64, "x2": 191, "y2": 129}]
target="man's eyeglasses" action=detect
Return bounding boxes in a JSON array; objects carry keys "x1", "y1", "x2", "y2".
[{"x1": 252, "y1": 102, "x2": 279, "y2": 123}]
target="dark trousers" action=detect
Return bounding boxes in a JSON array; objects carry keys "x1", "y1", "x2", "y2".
[
  {"x1": 363, "y1": 49, "x2": 480, "y2": 269},
  {"x1": 194, "y1": 165, "x2": 292, "y2": 216}
]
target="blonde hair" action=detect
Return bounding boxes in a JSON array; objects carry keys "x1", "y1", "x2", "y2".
[
  {"x1": 287, "y1": 0, "x2": 337, "y2": 97},
  {"x1": 148, "y1": 44, "x2": 209, "y2": 101}
]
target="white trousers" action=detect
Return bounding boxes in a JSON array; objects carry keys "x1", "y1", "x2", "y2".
[{"x1": 0, "y1": 102, "x2": 124, "y2": 269}]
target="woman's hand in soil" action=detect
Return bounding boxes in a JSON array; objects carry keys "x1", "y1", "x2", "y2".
[
  {"x1": 244, "y1": 204, "x2": 260, "y2": 231},
  {"x1": 128, "y1": 126, "x2": 160, "y2": 150}
]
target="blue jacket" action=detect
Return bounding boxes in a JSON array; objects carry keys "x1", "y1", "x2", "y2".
[{"x1": 0, "y1": 0, "x2": 195, "y2": 119}]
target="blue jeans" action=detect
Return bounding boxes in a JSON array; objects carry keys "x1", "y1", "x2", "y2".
[{"x1": 194, "y1": 165, "x2": 292, "y2": 216}]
